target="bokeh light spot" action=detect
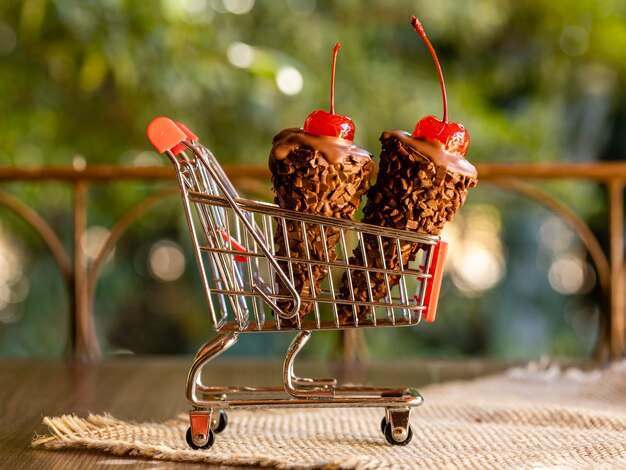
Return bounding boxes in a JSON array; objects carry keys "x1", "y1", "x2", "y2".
[
  {"x1": 81, "y1": 226, "x2": 113, "y2": 263},
  {"x1": 443, "y1": 205, "x2": 505, "y2": 297},
  {"x1": 538, "y1": 217, "x2": 573, "y2": 253},
  {"x1": 287, "y1": 0, "x2": 316, "y2": 16},
  {"x1": 0, "y1": 226, "x2": 27, "y2": 322},
  {"x1": 222, "y1": 0, "x2": 254, "y2": 15},
  {"x1": 148, "y1": 241, "x2": 186, "y2": 282},
  {"x1": 548, "y1": 255, "x2": 595, "y2": 294},
  {"x1": 560, "y1": 26, "x2": 589, "y2": 57},
  {"x1": 453, "y1": 242, "x2": 505, "y2": 294},
  {"x1": 132, "y1": 150, "x2": 162, "y2": 167},
  {"x1": 227, "y1": 42, "x2": 255, "y2": 69},
  {"x1": 73, "y1": 155, "x2": 87, "y2": 171},
  {"x1": 180, "y1": 0, "x2": 208, "y2": 14},
  {"x1": 0, "y1": 22, "x2": 17, "y2": 56},
  {"x1": 276, "y1": 66, "x2": 303, "y2": 95}
]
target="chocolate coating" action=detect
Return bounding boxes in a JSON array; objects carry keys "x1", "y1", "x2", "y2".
[
  {"x1": 271, "y1": 128, "x2": 372, "y2": 166},
  {"x1": 382, "y1": 130, "x2": 477, "y2": 179},
  {"x1": 338, "y1": 130, "x2": 477, "y2": 324},
  {"x1": 270, "y1": 128, "x2": 374, "y2": 324}
]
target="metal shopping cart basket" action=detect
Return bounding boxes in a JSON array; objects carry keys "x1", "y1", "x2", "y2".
[{"x1": 147, "y1": 117, "x2": 448, "y2": 448}]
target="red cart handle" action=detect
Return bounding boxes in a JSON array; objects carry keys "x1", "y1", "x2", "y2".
[
  {"x1": 418, "y1": 240, "x2": 448, "y2": 323},
  {"x1": 147, "y1": 117, "x2": 248, "y2": 263},
  {"x1": 147, "y1": 117, "x2": 201, "y2": 157},
  {"x1": 146, "y1": 117, "x2": 187, "y2": 154},
  {"x1": 171, "y1": 121, "x2": 199, "y2": 156}
]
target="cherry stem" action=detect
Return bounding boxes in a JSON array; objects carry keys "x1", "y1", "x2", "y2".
[
  {"x1": 330, "y1": 42, "x2": 340, "y2": 114},
  {"x1": 411, "y1": 16, "x2": 448, "y2": 123}
]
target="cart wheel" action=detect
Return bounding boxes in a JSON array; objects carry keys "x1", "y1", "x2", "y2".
[
  {"x1": 212, "y1": 410, "x2": 228, "y2": 434},
  {"x1": 186, "y1": 426, "x2": 215, "y2": 450},
  {"x1": 380, "y1": 417, "x2": 388, "y2": 436},
  {"x1": 383, "y1": 421, "x2": 413, "y2": 446}
]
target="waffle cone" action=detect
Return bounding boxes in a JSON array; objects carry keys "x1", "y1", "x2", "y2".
[
  {"x1": 339, "y1": 132, "x2": 477, "y2": 324},
  {"x1": 270, "y1": 130, "x2": 373, "y2": 325}
]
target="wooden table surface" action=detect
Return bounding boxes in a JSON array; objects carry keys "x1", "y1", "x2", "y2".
[{"x1": 0, "y1": 357, "x2": 517, "y2": 469}]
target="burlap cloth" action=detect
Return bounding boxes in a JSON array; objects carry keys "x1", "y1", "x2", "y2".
[{"x1": 33, "y1": 360, "x2": 626, "y2": 469}]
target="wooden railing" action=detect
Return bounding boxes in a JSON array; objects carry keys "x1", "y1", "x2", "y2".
[{"x1": 1, "y1": 163, "x2": 624, "y2": 361}]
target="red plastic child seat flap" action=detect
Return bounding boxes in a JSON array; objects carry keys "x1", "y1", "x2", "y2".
[
  {"x1": 422, "y1": 240, "x2": 448, "y2": 323},
  {"x1": 220, "y1": 231, "x2": 247, "y2": 263}
]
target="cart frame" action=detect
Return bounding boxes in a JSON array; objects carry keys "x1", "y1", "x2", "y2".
[{"x1": 147, "y1": 117, "x2": 448, "y2": 448}]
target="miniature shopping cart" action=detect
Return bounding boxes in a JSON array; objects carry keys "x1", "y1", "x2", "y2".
[{"x1": 147, "y1": 117, "x2": 448, "y2": 448}]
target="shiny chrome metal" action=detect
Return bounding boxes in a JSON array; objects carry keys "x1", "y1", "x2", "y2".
[
  {"x1": 170, "y1": 154, "x2": 439, "y2": 332},
  {"x1": 187, "y1": 333, "x2": 239, "y2": 406},
  {"x1": 164, "y1": 133, "x2": 440, "y2": 446},
  {"x1": 283, "y1": 331, "x2": 334, "y2": 398},
  {"x1": 387, "y1": 407, "x2": 412, "y2": 443},
  {"x1": 187, "y1": 191, "x2": 438, "y2": 244},
  {"x1": 179, "y1": 142, "x2": 302, "y2": 321}
]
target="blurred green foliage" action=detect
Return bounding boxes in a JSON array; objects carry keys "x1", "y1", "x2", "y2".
[
  {"x1": 3, "y1": 0, "x2": 625, "y2": 165},
  {"x1": 0, "y1": 0, "x2": 624, "y2": 359}
]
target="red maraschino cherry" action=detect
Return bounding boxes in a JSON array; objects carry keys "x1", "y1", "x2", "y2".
[
  {"x1": 411, "y1": 16, "x2": 469, "y2": 158},
  {"x1": 303, "y1": 43, "x2": 355, "y2": 141}
]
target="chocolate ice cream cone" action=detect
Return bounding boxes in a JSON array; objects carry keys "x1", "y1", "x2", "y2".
[
  {"x1": 339, "y1": 130, "x2": 477, "y2": 324},
  {"x1": 270, "y1": 128, "x2": 373, "y2": 324}
]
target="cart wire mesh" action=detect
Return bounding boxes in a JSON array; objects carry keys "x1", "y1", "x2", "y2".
[{"x1": 147, "y1": 117, "x2": 444, "y2": 333}]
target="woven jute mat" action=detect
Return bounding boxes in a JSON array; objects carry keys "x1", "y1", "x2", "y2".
[{"x1": 33, "y1": 360, "x2": 626, "y2": 469}]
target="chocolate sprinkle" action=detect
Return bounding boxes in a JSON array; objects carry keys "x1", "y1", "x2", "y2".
[
  {"x1": 270, "y1": 129, "x2": 374, "y2": 324},
  {"x1": 338, "y1": 132, "x2": 477, "y2": 324}
]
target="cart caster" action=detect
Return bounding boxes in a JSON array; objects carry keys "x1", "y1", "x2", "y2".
[
  {"x1": 211, "y1": 410, "x2": 228, "y2": 434},
  {"x1": 382, "y1": 420, "x2": 413, "y2": 446},
  {"x1": 186, "y1": 426, "x2": 215, "y2": 450},
  {"x1": 382, "y1": 408, "x2": 413, "y2": 446}
]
